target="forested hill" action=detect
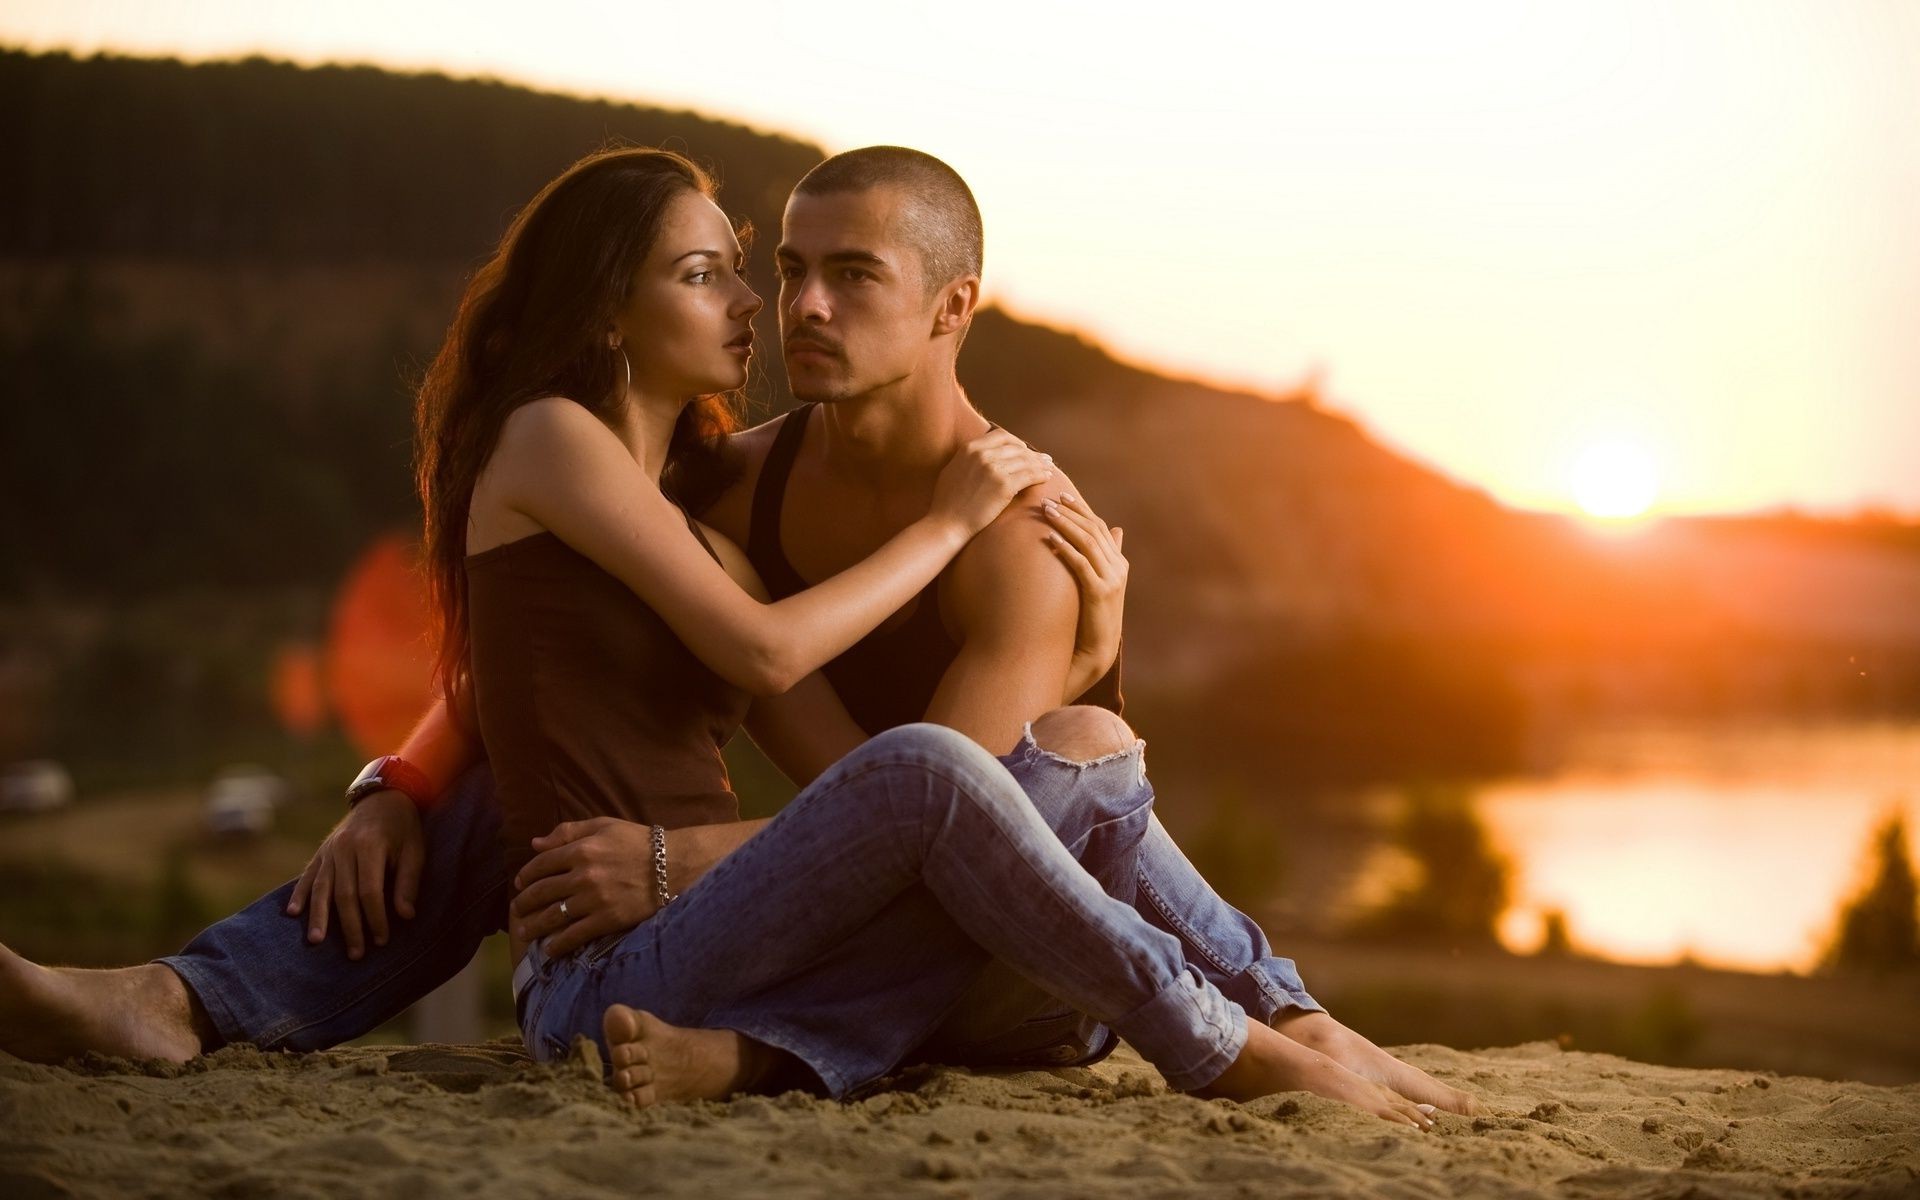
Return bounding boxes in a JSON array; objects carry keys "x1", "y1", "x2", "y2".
[
  {"x1": 0, "y1": 51, "x2": 822, "y2": 262},
  {"x1": 4, "y1": 49, "x2": 1916, "y2": 774}
]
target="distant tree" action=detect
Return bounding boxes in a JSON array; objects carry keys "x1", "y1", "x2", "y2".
[
  {"x1": 1536, "y1": 908, "x2": 1575, "y2": 958},
  {"x1": 1351, "y1": 784, "x2": 1512, "y2": 948},
  {"x1": 1823, "y1": 810, "x2": 1920, "y2": 975}
]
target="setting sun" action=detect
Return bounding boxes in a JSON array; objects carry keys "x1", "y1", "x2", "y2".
[{"x1": 1570, "y1": 440, "x2": 1659, "y2": 520}]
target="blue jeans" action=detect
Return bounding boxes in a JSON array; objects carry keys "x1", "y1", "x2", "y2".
[
  {"x1": 157, "y1": 763, "x2": 511, "y2": 1053},
  {"x1": 515, "y1": 723, "x2": 1314, "y2": 1096},
  {"x1": 158, "y1": 728, "x2": 1320, "y2": 1079},
  {"x1": 909, "y1": 727, "x2": 1320, "y2": 1071}
]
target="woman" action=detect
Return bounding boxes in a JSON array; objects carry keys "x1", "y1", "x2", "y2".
[{"x1": 402, "y1": 145, "x2": 1444, "y2": 1128}]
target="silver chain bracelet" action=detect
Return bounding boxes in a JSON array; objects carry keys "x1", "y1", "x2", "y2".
[{"x1": 650, "y1": 823, "x2": 676, "y2": 909}]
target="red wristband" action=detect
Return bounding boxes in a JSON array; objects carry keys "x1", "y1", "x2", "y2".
[{"x1": 344, "y1": 755, "x2": 437, "y2": 811}]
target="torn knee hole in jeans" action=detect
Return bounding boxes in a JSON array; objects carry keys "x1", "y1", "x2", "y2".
[{"x1": 1023, "y1": 721, "x2": 1149, "y2": 780}]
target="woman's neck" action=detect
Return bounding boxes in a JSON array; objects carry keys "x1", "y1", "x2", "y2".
[{"x1": 610, "y1": 390, "x2": 684, "y2": 485}]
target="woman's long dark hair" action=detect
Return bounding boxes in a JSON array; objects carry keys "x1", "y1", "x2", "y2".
[{"x1": 413, "y1": 146, "x2": 743, "y2": 715}]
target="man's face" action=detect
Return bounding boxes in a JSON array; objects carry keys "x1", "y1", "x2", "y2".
[{"x1": 776, "y1": 186, "x2": 940, "y2": 403}]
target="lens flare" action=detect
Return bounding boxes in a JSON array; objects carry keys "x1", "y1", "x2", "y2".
[
  {"x1": 268, "y1": 642, "x2": 326, "y2": 739},
  {"x1": 325, "y1": 534, "x2": 434, "y2": 758}
]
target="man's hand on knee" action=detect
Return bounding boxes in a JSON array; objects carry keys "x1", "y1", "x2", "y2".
[{"x1": 287, "y1": 791, "x2": 426, "y2": 960}]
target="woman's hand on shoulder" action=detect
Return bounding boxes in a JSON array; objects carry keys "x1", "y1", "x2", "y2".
[
  {"x1": 1041, "y1": 491, "x2": 1128, "y2": 701},
  {"x1": 929, "y1": 428, "x2": 1056, "y2": 539}
]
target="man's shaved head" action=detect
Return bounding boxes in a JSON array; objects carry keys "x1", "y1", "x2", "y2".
[{"x1": 793, "y1": 146, "x2": 983, "y2": 295}]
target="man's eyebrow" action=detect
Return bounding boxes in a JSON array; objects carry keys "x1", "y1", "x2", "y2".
[{"x1": 775, "y1": 246, "x2": 890, "y2": 268}]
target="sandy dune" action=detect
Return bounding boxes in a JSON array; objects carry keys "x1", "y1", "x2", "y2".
[{"x1": 4, "y1": 1038, "x2": 1916, "y2": 1198}]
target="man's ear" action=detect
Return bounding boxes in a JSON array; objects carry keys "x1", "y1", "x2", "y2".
[{"x1": 931, "y1": 275, "x2": 980, "y2": 338}]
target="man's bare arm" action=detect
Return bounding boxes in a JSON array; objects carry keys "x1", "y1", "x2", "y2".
[
  {"x1": 922, "y1": 503, "x2": 1081, "y2": 754},
  {"x1": 744, "y1": 671, "x2": 866, "y2": 789},
  {"x1": 397, "y1": 696, "x2": 483, "y2": 796},
  {"x1": 285, "y1": 695, "x2": 485, "y2": 955}
]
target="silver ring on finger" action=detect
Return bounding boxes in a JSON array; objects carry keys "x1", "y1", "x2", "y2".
[{"x1": 559, "y1": 898, "x2": 570, "y2": 920}]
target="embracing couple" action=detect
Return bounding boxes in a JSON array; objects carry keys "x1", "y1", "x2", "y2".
[{"x1": 1, "y1": 146, "x2": 1475, "y2": 1127}]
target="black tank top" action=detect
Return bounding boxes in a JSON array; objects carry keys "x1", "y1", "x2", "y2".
[{"x1": 745, "y1": 402, "x2": 1122, "y2": 735}]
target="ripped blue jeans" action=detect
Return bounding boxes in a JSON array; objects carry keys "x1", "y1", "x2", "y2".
[{"x1": 515, "y1": 723, "x2": 1321, "y2": 1096}]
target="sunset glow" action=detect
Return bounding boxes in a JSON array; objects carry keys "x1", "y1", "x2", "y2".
[{"x1": 1571, "y1": 440, "x2": 1660, "y2": 521}]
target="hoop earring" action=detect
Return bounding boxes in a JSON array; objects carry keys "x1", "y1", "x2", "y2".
[{"x1": 616, "y1": 346, "x2": 632, "y2": 398}]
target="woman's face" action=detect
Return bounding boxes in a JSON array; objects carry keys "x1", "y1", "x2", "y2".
[{"x1": 612, "y1": 191, "x2": 763, "y2": 400}]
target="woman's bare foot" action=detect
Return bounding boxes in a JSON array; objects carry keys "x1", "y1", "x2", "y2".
[
  {"x1": 1197, "y1": 1019, "x2": 1434, "y2": 1129},
  {"x1": 601, "y1": 1004, "x2": 775, "y2": 1108},
  {"x1": 0, "y1": 944, "x2": 206, "y2": 1064},
  {"x1": 1273, "y1": 1010, "x2": 1481, "y2": 1116}
]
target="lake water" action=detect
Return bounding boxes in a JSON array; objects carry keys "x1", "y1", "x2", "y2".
[{"x1": 1349, "y1": 721, "x2": 1920, "y2": 973}]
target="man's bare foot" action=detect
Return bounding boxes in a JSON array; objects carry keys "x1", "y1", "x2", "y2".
[
  {"x1": 1273, "y1": 1010, "x2": 1481, "y2": 1116},
  {"x1": 1197, "y1": 1019, "x2": 1434, "y2": 1129},
  {"x1": 0, "y1": 944, "x2": 206, "y2": 1064},
  {"x1": 601, "y1": 1004, "x2": 775, "y2": 1108}
]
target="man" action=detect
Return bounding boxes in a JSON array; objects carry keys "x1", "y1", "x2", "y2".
[{"x1": 0, "y1": 147, "x2": 1471, "y2": 1119}]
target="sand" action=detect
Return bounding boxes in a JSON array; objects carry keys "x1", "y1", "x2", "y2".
[{"x1": 3, "y1": 1038, "x2": 1916, "y2": 1198}]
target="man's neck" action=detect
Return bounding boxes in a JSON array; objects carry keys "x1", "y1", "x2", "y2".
[{"x1": 814, "y1": 374, "x2": 990, "y2": 492}]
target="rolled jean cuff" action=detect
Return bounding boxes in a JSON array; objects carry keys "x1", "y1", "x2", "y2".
[
  {"x1": 1247, "y1": 960, "x2": 1327, "y2": 1021},
  {"x1": 1112, "y1": 964, "x2": 1248, "y2": 1093},
  {"x1": 151, "y1": 954, "x2": 246, "y2": 1050}
]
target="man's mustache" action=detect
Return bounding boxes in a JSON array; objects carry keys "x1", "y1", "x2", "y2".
[{"x1": 784, "y1": 333, "x2": 843, "y2": 358}]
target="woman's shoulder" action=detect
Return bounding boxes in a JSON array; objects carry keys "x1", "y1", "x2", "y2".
[
  {"x1": 496, "y1": 395, "x2": 605, "y2": 451},
  {"x1": 487, "y1": 396, "x2": 630, "y2": 487}
]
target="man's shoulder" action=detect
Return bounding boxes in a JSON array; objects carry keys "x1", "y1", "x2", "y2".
[
  {"x1": 940, "y1": 468, "x2": 1082, "y2": 631},
  {"x1": 970, "y1": 463, "x2": 1082, "y2": 557},
  {"x1": 729, "y1": 409, "x2": 791, "y2": 454},
  {"x1": 704, "y1": 409, "x2": 795, "y2": 540}
]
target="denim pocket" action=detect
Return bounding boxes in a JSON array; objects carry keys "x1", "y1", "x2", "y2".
[
  {"x1": 523, "y1": 976, "x2": 583, "y2": 1065},
  {"x1": 539, "y1": 1031, "x2": 573, "y2": 1063}
]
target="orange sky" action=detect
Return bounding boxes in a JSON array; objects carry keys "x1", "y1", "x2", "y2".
[{"x1": 6, "y1": 1, "x2": 1917, "y2": 519}]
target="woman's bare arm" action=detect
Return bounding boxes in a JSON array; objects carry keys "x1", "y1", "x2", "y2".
[{"x1": 488, "y1": 398, "x2": 1050, "y2": 696}]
